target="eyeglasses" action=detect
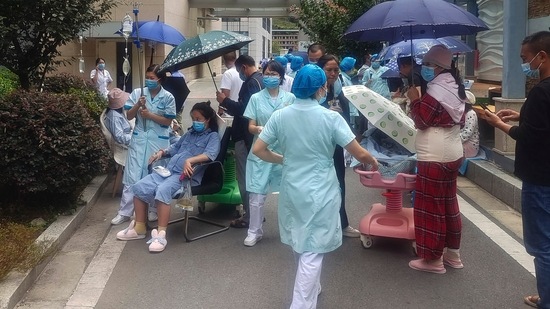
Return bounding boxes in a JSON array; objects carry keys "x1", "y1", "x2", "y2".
[
  {"x1": 264, "y1": 72, "x2": 280, "y2": 77},
  {"x1": 324, "y1": 68, "x2": 340, "y2": 73}
]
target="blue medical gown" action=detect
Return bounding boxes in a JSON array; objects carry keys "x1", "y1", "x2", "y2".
[
  {"x1": 123, "y1": 87, "x2": 176, "y2": 185},
  {"x1": 362, "y1": 66, "x2": 391, "y2": 99},
  {"x1": 244, "y1": 89, "x2": 295, "y2": 194},
  {"x1": 259, "y1": 98, "x2": 356, "y2": 254}
]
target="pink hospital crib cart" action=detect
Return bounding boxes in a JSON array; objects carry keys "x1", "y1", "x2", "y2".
[{"x1": 353, "y1": 168, "x2": 416, "y2": 249}]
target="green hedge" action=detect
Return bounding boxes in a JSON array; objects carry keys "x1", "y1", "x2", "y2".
[
  {"x1": 0, "y1": 89, "x2": 110, "y2": 215},
  {"x1": 0, "y1": 67, "x2": 19, "y2": 98}
]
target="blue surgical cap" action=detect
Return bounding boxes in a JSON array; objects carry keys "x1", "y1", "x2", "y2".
[
  {"x1": 340, "y1": 57, "x2": 356, "y2": 72},
  {"x1": 284, "y1": 53, "x2": 294, "y2": 61},
  {"x1": 291, "y1": 64, "x2": 327, "y2": 99},
  {"x1": 274, "y1": 56, "x2": 288, "y2": 66},
  {"x1": 290, "y1": 56, "x2": 303, "y2": 71}
]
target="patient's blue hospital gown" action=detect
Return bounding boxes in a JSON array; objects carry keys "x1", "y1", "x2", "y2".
[{"x1": 133, "y1": 128, "x2": 220, "y2": 205}]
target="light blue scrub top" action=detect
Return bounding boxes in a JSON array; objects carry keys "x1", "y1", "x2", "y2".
[
  {"x1": 259, "y1": 97, "x2": 356, "y2": 254},
  {"x1": 362, "y1": 66, "x2": 391, "y2": 99},
  {"x1": 244, "y1": 88, "x2": 295, "y2": 194},
  {"x1": 123, "y1": 87, "x2": 176, "y2": 185}
]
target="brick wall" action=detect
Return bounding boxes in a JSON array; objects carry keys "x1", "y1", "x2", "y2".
[{"x1": 529, "y1": 0, "x2": 550, "y2": 19}]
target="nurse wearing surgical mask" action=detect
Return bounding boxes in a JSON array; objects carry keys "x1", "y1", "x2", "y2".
[
  {"x1": 90, "y1": 57, "x2": 113, "y2": 98},
  {"x1": 110, "y1": 64, "x2": 176, "y2": 226},
  {"x1": 242, "y1": 60, "x2": 295, "y2": 247},
  {"x1": 253, "y1": 64, "x2": 378, "y2": 309}
]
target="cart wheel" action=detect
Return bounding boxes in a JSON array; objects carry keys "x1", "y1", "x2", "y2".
[
  {"x1": 361, "y1": 235, "x2": 373, "y2": 249},
  {"x1": 198, "y1": 201, "x2": 206, "y2": 214}
]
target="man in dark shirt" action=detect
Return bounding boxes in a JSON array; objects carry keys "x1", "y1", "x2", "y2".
[
  {"x1": 483, "y1": 31, "x2": 550, "y2": 309},
  {"x1": 216, "y1": 55, "x2": 264, "y2": 228}
]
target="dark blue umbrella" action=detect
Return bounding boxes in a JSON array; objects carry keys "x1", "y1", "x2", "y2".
[
  {"x1": 377, "y1": 37, "x2": 472, "y2": 62},
  {"x1": 343, "y1": 0, "x2": 488, "y2": 42},
  {"x1": 134, "y1": 20, "x2": 185, "y2": 47},
  {"x1": 115, "y1": 20, "x2": 185, "y2": 46}
]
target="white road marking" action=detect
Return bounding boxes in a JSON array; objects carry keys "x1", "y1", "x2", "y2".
[
  {"x1": 458, "y1": 195, "x2": 535, "y2": 277},
  {"x1": 65, "y1": 227, "x2": 126, "y2": 308}
]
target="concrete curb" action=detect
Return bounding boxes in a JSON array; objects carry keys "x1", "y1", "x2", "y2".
[
  {"x1": 0, "y1": 175, "x2": 109, "y2": 309},
  {"x1": 465, "y1": 160, "x2": 522, "y2": 213}
]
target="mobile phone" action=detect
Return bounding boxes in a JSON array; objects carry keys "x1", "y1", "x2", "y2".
[{"x1": 476, "y1": 101, "x2": 491, "y2": 111}]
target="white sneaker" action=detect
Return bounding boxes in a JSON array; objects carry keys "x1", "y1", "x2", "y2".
[
  {"x1": 244, "y1": 235, "x2": 262, "y2": 247},
  {"x1": 111, "y1": 214, "x2": 130, "y2": 225},
  {"x1": 148, "y1": 211, "x2": 158, "y2": 221},
  {"x1": 343, "y1": 226, "x2": 360, "y2": 238}
]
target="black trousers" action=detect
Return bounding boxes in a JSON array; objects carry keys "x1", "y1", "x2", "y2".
[{"x1": 333, "y1": 145, "x2": 349, "y2": 228}]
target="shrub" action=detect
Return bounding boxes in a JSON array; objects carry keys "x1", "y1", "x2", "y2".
[
  {"x1": 0, "y1": 90, "x2": 110, "y2": 213},
  {"x1": 43, "y1": 73, "x2": 107, "y2": 121},
  {"x1": 0, "y1": 67, "x2": 20, "y2": 98},
  {"x1": 0, "y1": 222, "x2": 49, "y2": 282}
]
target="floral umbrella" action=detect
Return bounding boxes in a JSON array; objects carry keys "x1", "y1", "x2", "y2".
[{"x1": 159, "y1": 31, "x2": 253, "y2": 91}]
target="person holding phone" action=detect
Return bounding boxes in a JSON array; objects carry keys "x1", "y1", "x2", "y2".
[{"x1": 481, "y1": 31, "x2": 550, "y2": 309}]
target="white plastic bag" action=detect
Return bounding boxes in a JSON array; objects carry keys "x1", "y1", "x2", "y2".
[{"x1": 175, "y1": 180, "x2": 193, "y2": 211}]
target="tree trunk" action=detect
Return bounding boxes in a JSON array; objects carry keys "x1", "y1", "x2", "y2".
[{"x1": 18, "y1": 72, "x2": 31, "y2": 91}]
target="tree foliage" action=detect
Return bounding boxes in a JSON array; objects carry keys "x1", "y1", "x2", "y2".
[
  {"x1": 291, "y1": 0, "x2": 382, "y2": 61},
  {"x1": 0, "y1": 0, "x2": 118, "y2": 90}
]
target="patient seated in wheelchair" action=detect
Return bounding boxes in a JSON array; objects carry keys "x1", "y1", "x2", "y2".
[{"x1": 116, "y1": 102, "x2": 220, "y2": 253}]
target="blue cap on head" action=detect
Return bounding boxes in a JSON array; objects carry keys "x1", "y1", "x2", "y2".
[
  {"x1": 284, "y1": 53, "x2": 294, "y2": 61},
  {"x1": 290, "y1": 56, "x2": 304, "y2": 71},
  {"x1": 274, "y1": 56, "x2": 288, "y2": 66},
  {"x1": 291, "y1": 64, "x2": 327, "y2": 99},
  {"x1": 339, "y1": 57, "x2": 356, "y2": 72}
]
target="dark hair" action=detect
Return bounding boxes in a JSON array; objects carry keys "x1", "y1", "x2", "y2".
[
  {"x1": 235, "y1": 55, "x2": 256, "y2": 68},
  {"x1": 308, "y1": 43, "x2": 326, "y2": 55},
  {"x1": 106, "y1": 107, "x2": 124, "y2": 114},
  {"x1": 95, "y1": 57, "x2": 105, "y2": 65},
  {"x1": 146, "y1": 64, "x2": 166, "y2": 82},
  {"x1": 522, "y1": 31, "x2": 550, "y2": 54},
  {"x1": 191, "y1": 101, "x2": 218, "y2": 133},
  {"x1": 441, "y1": 60, "x2": 466, "y2": 100},
  {"x1": 263, "y1": 60, "x2": 286, "y2": 85},
  {"x1": 223, "y1": 51, "x2": 237, "y2": 63},
  {"x1": 397, "y1": 57, "x2": 414, "y2": 67},
  {"x1": 317, "y1": 54, "x2": 340, "y2": 69}
]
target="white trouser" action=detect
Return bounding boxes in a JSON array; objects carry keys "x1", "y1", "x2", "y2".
[
  {"x1": 247, "y1": 193, "x2": 267, "y2": 238},
  {"x1": 290, "y1": 252, "x2": 324, "y2": 309},
  {"x1": 118, "y1": 184, "x2": 156, "y2": 217}
]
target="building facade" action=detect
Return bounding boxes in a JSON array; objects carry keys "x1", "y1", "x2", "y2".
[{"x1": 222, "y1": 17, "x2": 273, "y2": 65}]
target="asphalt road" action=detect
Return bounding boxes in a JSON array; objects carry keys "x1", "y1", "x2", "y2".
[{"x1": 92, "y1": 170, "x2": 536, "y2": 309}]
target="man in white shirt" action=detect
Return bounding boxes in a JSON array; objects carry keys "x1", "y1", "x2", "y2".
[{"x1": 220, "y1": 51, "x2": 243, "y2": 102}]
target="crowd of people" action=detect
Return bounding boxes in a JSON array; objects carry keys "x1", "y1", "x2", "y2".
[{"x1": 96, "y1": 31, "x2": 550, "y2": 309}]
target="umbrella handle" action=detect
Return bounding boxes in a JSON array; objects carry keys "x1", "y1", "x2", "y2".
[{"x1": 206, "y1": 62, "x2": 219, "y2": 93}]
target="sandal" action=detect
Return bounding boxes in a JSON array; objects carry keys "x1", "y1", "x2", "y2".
[
  {"x1": 230, "y1": 218, "x2": 249, "y2": 228},
  {"x1": 524, "y1": 295, "x2": 540, "y2": 308}
]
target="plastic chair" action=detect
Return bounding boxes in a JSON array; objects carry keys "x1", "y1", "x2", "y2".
[
  {"x1": 151, "y1": 119, "x2": 231, "y2": 242},
  {"x1": 99, "y1": 110, "x2": 132, "y2": 197}
]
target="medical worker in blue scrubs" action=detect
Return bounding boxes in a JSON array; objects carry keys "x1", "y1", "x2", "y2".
[
  {"x1": 243, "y1": 60, "x2": 295, "y2": 247},
  {"x1": 111, "y1": 64, "x2": 177, "y2": 225},
  {"x1": 252, "y1": 64, "x2": 379, "y2": 309}
]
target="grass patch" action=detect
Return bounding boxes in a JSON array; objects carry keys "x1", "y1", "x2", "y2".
[{"x1": 0, "y1": 222, "x2": 51, "y2": 281}]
